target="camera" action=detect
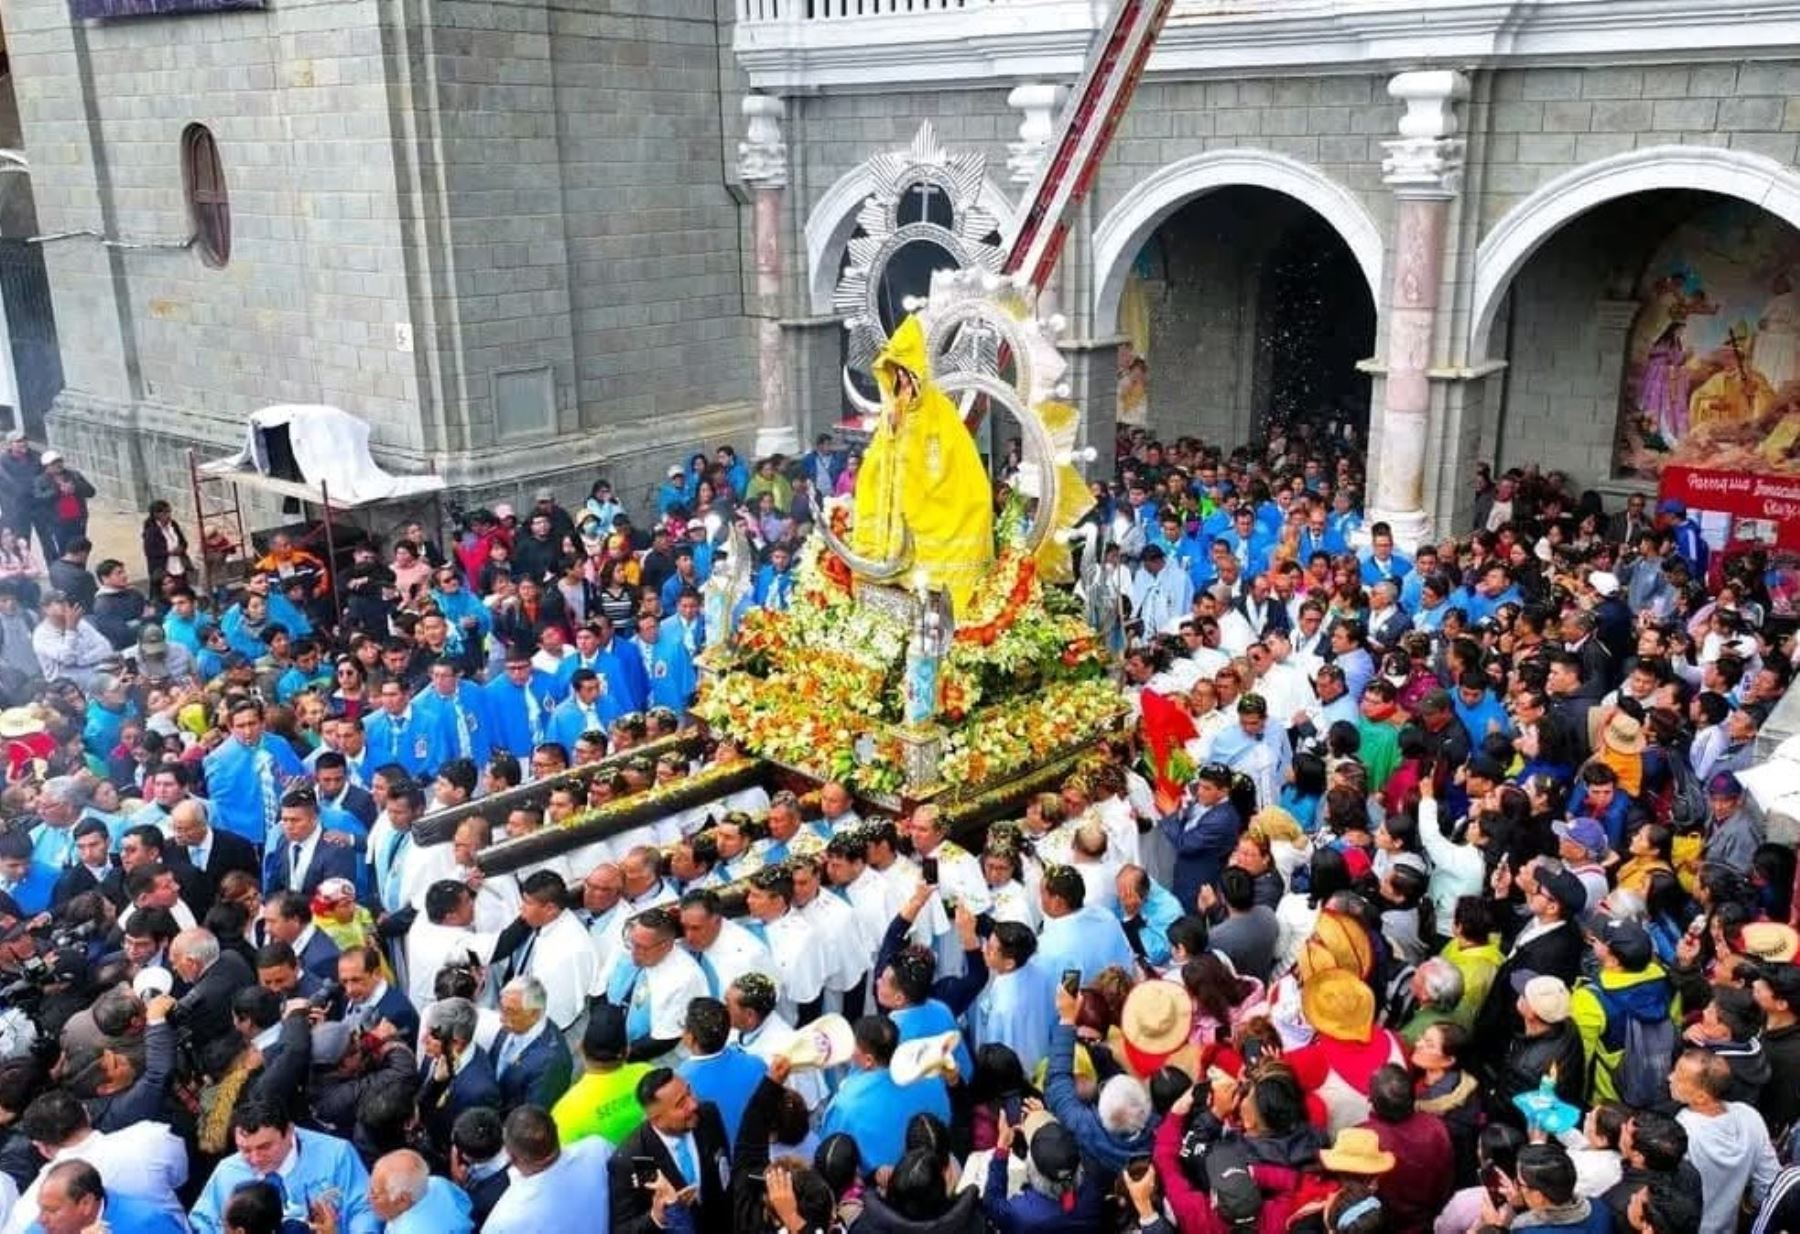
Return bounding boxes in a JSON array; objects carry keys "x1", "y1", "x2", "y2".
[{"x1": 309, "y1": 979, "x2": 343, "y2": 1013}]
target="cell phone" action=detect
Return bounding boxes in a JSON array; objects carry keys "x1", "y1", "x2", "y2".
[
  {"x1": 921, "y1": 856, "x2": 939, "y2": 885},
  {"x1": 1061, "y1": 968, "x2": 1081, "y2": 998},
  {"x1": 632, "y1": 1157, "x2": 659, "y2": 1188}
]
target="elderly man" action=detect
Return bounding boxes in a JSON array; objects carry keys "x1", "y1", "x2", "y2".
[
  {"x1": 168, "y1": 799, "x2": 258, "y2": 908},
  {"x1": 903, "y1": 804, "x2": 990, "y2": 977},
  {"x1": 1044, "y1": 981, "x2": 1156, "y2": 1176},
  {"x1": 1672, "y1": 1049, "x2": 1780, "y2": 1234},
  {"x1": 28, "y1": 777, "x2": 84, "y2": 871},
  {"x1": 491, "y1": 871, "x2": 596, "y2": 1033},
  {"x1": 169, "y1": 927, "x2": 256, "y2": 1047},
  {"x1": 489, "y1": 975, "x2": 574, "y2": 1112},
  {"x1": 1395, "y1": 956, "x2": 1466, "y2": 1045},
  {"x1": 369, "y1": 1150, "x2": 473, "y2": 1234},
  {"x1": 339, "y1": 943, "x2": 418, "y2": 1039},
  {"x1": 31, "y1": 1161, "x2": 185, "y2": 1234},
  {"x1": 31, "y1": 591, "x2": 113, "y2": 691},
  {"x1": 419, "y1": 998, "x2": 501, "y2": 1153}
]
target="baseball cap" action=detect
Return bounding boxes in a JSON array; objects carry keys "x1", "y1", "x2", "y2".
[
  {"x1": 138, "y1": 624, "x2": 168, "y2": 650},
  {"x1": 533, "y1": 486, "x2": 554, "y2": 503},
  {"x1": 1657, "y1": 498, "x2": 1685, "y2": 515},
  {"x1": 1595, "y1": 918, "x2": 1653, "y2": 970},
  {"x1": 1511, "y1": 971, "x2": 1572, "y2": 1024},
  {"x1": 493, "y1": 502, "x2": 515, "y2": 520},
  {"x1": 667, "y1": 464, "x2": 685, "y2": 478},
  {"x1": 1552, "y1": 816, "x2": 1609, "y2": 859},
  {"x1": 4, "y1": 430, "x2": 23, "y2": 444},
  {"x1": 1537, "y1": 866, "x2": 1589, "y2": 918},
  {"x1": 1588, "y1": 571, "x2": 1620, "y2": 598},
  {"x1": 39, "y1": 450, "x2": 61, "y2": 466},
  {"x1": 1706, "y1": 771, "x2": 1744, "y2": 799}
]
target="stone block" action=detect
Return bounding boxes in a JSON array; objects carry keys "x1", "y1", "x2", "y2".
[
  {"x1": 1574, "y1": 132, "x2": 1636, "y2": 160},
  {"x1": 1589, "y1": 99, "x2": 1654, "y2": 132},
  {"x1": 1732, "y1": 131, "x2": 1800, "y2": 164},
  {"x1": 1490, "y1": 102, "x2": 1544, "y2": 133},
  {"x1": 1579, "y1": 68, "x2": 1644, "y2": 99},
  {"x1": 1720, "y1": 96, "x2": 1785, "y2": 131},
  {"x1": 1688, "y1": 63, "x2": 1741, "y2": 96},
  {"x1": 1541, "y1": 101, "x2": 1594, "y2": 133},
  {"x1": 1652, "y1": 98, "x2": 1718, "y2": 130},
  {"x1": 1522, "y1": 70, "x2": 1584, "y2": 100},
  {"x1": 1516, "y1": 133, "x2": 1575, "y2": 163},
  {"x1": 1739, "y1": 61, "x2": 1800, "y2": 97}
]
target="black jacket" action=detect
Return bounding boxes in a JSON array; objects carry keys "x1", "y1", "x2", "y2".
[
  {"x1": 140, "y1": 518, "x2": 192, "y2": 582},
  {"x1": 1477, "y1": 920, "x2": 1586, "y2": 1053},
  {"x1": 608, "y1": 1102, "x2": 732, "y2": 1234},
  {"x1": 173, "y1": 949, "x2": 256, "y2": 1046},
  {"x1": 1491, "y1": 1021, "x2": 1587, "y2": 1119},
  {"x1": 848, "y1": 1189, "x2": 985, "y2": 1234},
  {"x1": 1760, "y1": 1021, "x2": 1800, "y2": 1139},
  {"x1": 47, "y1": 558, "x2": 95, "y2": 609}
]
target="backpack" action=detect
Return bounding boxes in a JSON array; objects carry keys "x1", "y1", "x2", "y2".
[
  {"x1": 1591, "y1": 983, "x2": 1676, "y2": 1108},
  {"x1": 1666, "y1": 752, "x2": 1707, "y2": 831}
]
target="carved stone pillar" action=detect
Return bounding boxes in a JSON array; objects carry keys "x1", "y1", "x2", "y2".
[
  {"x1": 739, "y1": 94, "x2": 799, "y2": 459},
  {"x1": 1368, "y1": 69, "x2": 1468, "y2": 550},
  {"x1": 1006, "y1": 83, "x2": 1066, "y2": 186}
]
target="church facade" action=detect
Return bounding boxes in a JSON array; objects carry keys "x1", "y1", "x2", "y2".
[{"x1": 6, "y1": 0, "x2": 1800, "y2": 533}]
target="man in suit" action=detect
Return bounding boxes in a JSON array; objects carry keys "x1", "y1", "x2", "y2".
[
  {"x1": 314, "y1": 750, "x2": 378, "y2": 829},
  {"x1": 489, "y1": 974, "x2": 574, "y2": 1112},
  {"x1": 169, "y1": 926, "x2": 257, "y2": 1048},
  {"x1": 106, "y1": 825, "x2": 209, "y2": 920},
  {"x1": 262, "y1": 787, "x2": 360, "y2": 897},
  {"x1": 168, "y1": 799, "x2": 259, "y2": 910},
  {"x1": 607, "y1": 1067, "x2": 732, "y2": 1234},
  {"x1": 51, "y1": 818, "x2": 113, "y2": 910},
  {"x1": 449, "y1": 1107, "x2": 511, "y2": 1227},
  {"x1": 1474, "y1": 861, "x2": 1589, "y2": 1055},
  {"x1": 254, "y1": 939, "x2": 328, "y2": 1002},
  {"x1": 338, "y1": 942, "x2": 420, "y2": 1040},
  {"x1": 261, "y1": 889, "x2": 341, "y2": 981},
  {"x1": 418, "y1": 997, "x2": 501, "y2": 1155}
]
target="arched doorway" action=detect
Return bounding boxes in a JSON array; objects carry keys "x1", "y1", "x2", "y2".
[
  {"x1": 1116, "y1": 185, "x2": 1377, "y2": 448},
  {"x1": 1481, "y1": 187, "x2": 1800, "y2": 489}
]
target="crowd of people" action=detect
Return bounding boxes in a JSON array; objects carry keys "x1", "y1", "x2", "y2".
[{"x1": 0, "y1": 421, "x2": 1791, "y2": 1234}]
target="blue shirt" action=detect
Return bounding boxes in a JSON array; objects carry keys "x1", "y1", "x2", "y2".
[
  {"x1": 29, "y1": 821, "x2": 78, "y2": 871},
  {"x1": 819, "y1": 1066, "x2": 951, "y2": 1170},
  {"x1": 190, "y1": 1128, "x2": 376, "y2": 1234},
  {"x1": 892, "y1": 998, "x2": 974, "y2": 1080},
  {"x1": 641, "y1": 627, "x2": 697, "y2": 712},
  {"x1": 387, "y1": 1177, "x2": 472, "y2": 1234},
  {"x1": 33, "y1": 1192, "x2": 187, "y2": 1234},
  {"x1": 361, "y1": 709, "x2": 434, "y2": 779},
  {"x1": 1358, "y1": 550, "x2": 1413, "y2": 587},
  {"x1": 557, "y1": 648, "x2": 647, "y2": 721},
  {"x1": 1035, "y1": 904, "x2": 1136, "y2": 987},
  {"x1": 411, "y1": 680, "x2": 491, "y2": 770},
  {"x1": 482, "y1": 670, "x2": 563, "y2": 758},
  {"x1": 678, "y1": 1045, "x2": 767, "y2": 1149},
  {"x1": 1118, "y1": 880, "x2": 1184, "y2": 968},
  {"x1": 968, "y1": 963, "x2": 1055, "y2": 1075},
  {"x1": 1, "y1": 860, "x2": 57, "y2": 914},
  {"x1": 163, "y1": 611, "x2": 213, "y2": 653},
  {"x1": 203, "y1": 735, "x2": 303, "y2": 845}
]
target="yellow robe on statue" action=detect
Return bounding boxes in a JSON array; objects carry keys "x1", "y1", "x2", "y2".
[
  {"x1": 1689, "y1": 359, "x2": 1775, "y2": 433},
  {"x1": 853, "y1": 316, "x2": 994, "y2": 611}
]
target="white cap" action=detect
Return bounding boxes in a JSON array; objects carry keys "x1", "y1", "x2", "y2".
[
  {"x1": 39, "y1": 450, "x2": 61, "y2": 466},
  {"x1": 1589, "y1": 570, "x2": 1620, "y2": 597},
  {"x1": 667, "y1": 464, "x2": 685, "y2": 478},
  {"x1": 133, "y1": 967, "x2": 175, "y2": 998}
]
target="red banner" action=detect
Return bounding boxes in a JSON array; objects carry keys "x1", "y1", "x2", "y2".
[{"x1": 1659, "y1": 465, "x2": 1800, "y2": 552}]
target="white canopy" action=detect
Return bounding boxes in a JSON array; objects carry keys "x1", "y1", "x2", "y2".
[{"x1": 200, "y1": 404, "x2": 443, "y2": 508}]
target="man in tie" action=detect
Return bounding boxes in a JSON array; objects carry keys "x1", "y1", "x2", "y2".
[
  {"x1": 260, "y1": 891, "x2": 341, "y2": 982},
  {"x1": 418, "y1": 998, "x2": 502, "y2": 1157},
  {"x1": 366, "y1": 778, "x2": 423, "y2": 917},
  {"x1": 337, "y1": 942, "x2": 419, "y2": 1040},
  {"x1": 483, "y1": 643, "x2": 562, "y2": 760},
  {"x1": 261, "y1": 789, "x2": 358, "y2": 898},
  {"x1": 675, "y1": 888, "x2": 771, "y2": 1000},
  {"x1": 606, "y1": 1069, "x2": 731, "y2": 1234},
  {"x1": 50, "y1": 818, "x2": 113, "y2": 910},
  {"x1": 168, "y1": 800, "x2": 258, "y2": 910},
  {"x1": 188, "y1": 1096, "x2": 377, "y2": 1234},
  {"x1": 412, "y1": 658, "x2": 490, "y2": 772},
  {"x1": 312, "y1": 750, "x2": 377, "y2": 830},
  {"x1": 28, "y1": 776, "x2": 86, "y2": 871},
  {"x1": 491, "y1": 872, "x2": 597, "y2": 1034},
  {"x1": 362, "y1": 680, "x2": 433, "y2": 780},
  {"x1": 545, "y1": 670, "x2": 607, "y2": 756},
  {"x1": 203, "y1": 702, "x2": 305, "y2": 847},
  {"x1": 488, "y1": 975, "x2": 574, "y2": 1112}
]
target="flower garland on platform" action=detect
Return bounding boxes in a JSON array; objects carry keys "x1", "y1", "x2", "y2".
[{"x1": 939, "y1": 678, "x2": 1126, "y2": 786}]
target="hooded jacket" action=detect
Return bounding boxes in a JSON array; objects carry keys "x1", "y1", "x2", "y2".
[
  {"x1": 1703, "y1": 1034, "x2": 1772, "y2": 1107},
  {"x1": 1678, "y1": 1101, "x2": 1781, "y2": 1234},
  {"x1": 1758, "y1": 1020, "x2": 1800, "y2": 1138},
  {"x1": 1568, "y1": 962, "x2": 1674, "y2": 1104},
  {"x1": 1416, "y1": 1069, "x2": 1482, "y2": 1188},
  {"x1": 848, "y1": 1188, "x2": 985, "y2": 1234}
]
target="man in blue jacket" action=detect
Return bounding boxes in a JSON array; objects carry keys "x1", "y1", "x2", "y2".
[{"x1": 1045, "y1": 982, "x2": 1157, "y2": 1178}]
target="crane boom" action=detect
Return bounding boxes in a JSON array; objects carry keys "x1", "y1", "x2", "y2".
[{"x1": 1004, "y1": 0, "x2": 1177, "y2": 292}]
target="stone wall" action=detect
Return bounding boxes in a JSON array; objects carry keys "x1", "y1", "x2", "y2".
[{"x1": 5, "y1": 0, "x2": 757, "y2": 524}]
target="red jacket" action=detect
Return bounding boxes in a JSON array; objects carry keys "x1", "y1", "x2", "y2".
[{"x1": 1362, "y1": 1112, "x2": 1454, "y2": 1234}]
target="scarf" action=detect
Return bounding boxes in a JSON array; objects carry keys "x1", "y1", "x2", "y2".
[{"x1": 198, "y1": 1054, "x2": 258, "y2": 1155}]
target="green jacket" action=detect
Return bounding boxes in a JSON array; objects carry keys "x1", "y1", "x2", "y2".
[{"x1": 1569, "y1": 963, "x2": 1675, "y2": 1104}]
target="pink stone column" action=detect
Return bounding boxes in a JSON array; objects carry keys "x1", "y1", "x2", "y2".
[
  {"x1": 741, "y1": 95, "x2": 800, "y2": 459},
  {"x1": 1368, "y1": 70, "x2": 1468, "y2": 549}
]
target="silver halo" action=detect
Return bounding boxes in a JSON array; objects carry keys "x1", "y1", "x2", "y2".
[{"x1": 933, "y1": 371, "x2": 1059, "y2": 561}]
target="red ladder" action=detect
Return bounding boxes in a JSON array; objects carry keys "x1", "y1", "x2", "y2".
[{"x1": 1005, "y1": 0, "x2": 1177, "y2": 291}]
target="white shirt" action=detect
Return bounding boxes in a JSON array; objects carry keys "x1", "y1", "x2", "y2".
[
  {"x1": 285, "y1": 828, "x2": 322, "y2": 890},
  {"x1": 522, "y1": 910, "x2": 599, "y2": 1030},
  {"x1": 761, "y1": 910, "x2": 827, "y2": 1023},
  {"x1": 694, "y1": 917, "x2": 773, "y2": 998},
  {"x1": 631, "y1": 949, "x2": 709, "y2": 1050},
  {"x1": 904, "y1": 843, "x2": 990, "y2": 977},
  {"x1": 406, "y1": 918, "x2": 495, "y2": 1010},
  {"x1": 798, "y1": 890, "x2": 870, "y2": 993},
  {"x1": 735, "y1": 1011, "x2": 826, "y2": 1110},
  {"x1": 841, "y1": 866, "x2": 895, "y2": 959},
  {"x1": 484, "y1": 1137, "x2": 616, "y2": 1234},
  {"x1": 1216, "y1": 608, "x2": 1257, "y2": 656},
  {"x1": 6, "y1": 1123, "x2": 188, "y2": 1234},
  {"x1": 118, "y1": 899, "x2": 197, "y2": 933}
]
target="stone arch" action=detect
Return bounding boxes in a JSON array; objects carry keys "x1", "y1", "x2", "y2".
[
  {"x1": 1470, "y1": 145, "x2": 1800, "y2": 360},
  {"x1": 803, "y1": 161, "x2": 1017, "y2": 316},
  {"x1": 1091, "y1": 149, "x2": 1385, "y2": 335}
]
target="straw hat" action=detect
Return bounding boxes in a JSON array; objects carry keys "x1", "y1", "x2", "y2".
[
  {"x1": 0, "y1": 708, "x2": 43, "y2": 739},
  {"x1": 1300, "y1": 968, "x2": 1375, "y2": 1043},
  {"x1": 1739, "y1": 922, "x2": 1800, "y2": 964},
  {"x1": 1600, "y1": 711, "x2": 1648, "y2": 755},
  {"x1": 1119, "y1": 980, "x2": 1193, "y2": 1075},
  {"x1": 1300, "y1": 910, "x2": 1374, "y2": 982},
  {"x1": 776, "y1": 1014, "x2": 855, "y2": 1072},
  {"x1": 1318, "y1": 1127, "x2": 1396, "y2": 1176},
  {"x1": 891, "y1": 1031, "x2": 961, "y2": 1086}
]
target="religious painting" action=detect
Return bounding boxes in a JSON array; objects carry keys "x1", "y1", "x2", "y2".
[{"x1": 1614, "y1": 199, "x2": 1800, "y2": 479}]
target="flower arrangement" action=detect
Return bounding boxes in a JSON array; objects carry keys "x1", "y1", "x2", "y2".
[{"x1": 939, "y1": 678, "x2": 1126, "y2": 786}]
